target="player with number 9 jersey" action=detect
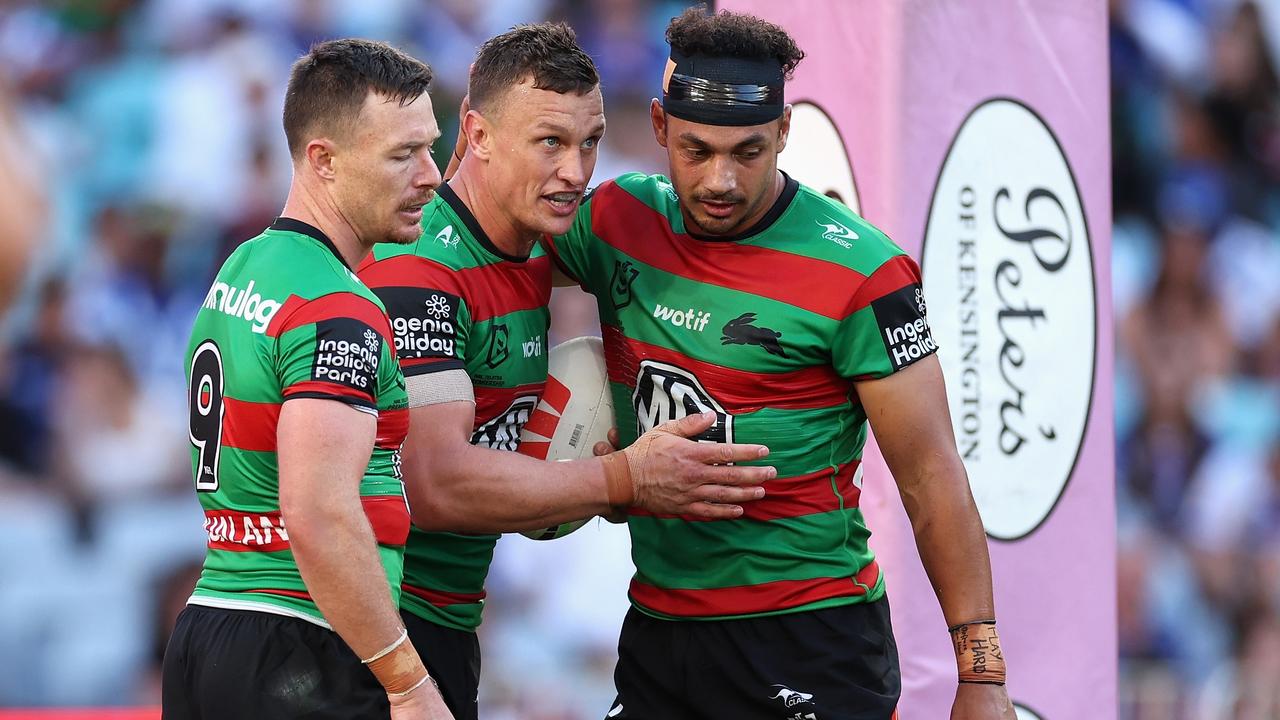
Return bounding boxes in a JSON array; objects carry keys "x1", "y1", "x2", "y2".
[{"x1": 185, "y1": 218, "x2": 411, "y2": 626}]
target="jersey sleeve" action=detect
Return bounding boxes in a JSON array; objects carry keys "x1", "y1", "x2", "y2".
[
  {"x1": 270, "y1": 292, "x2": 394, "y2": 412},
  {"x1": 543, "y1": 183, "x2": 604, "y2": 292},
  {"x1": 833, "y1": 254, "x2": 939, "y2": 380},
  {"x1": 359, "y1": 254, "x2": 471, "y2": 378}
]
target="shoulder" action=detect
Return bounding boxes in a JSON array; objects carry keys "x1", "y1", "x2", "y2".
[
  {"x1": 598, "y1": 172, "x2": 680, "y2": 213},
  {"x1": 778, "y1": 183, "x2": 909, "y2": 276}
]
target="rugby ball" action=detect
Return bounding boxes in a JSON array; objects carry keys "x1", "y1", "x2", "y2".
[{"x1": 517, "y1": 336, "x2": 615, "y2": 540}]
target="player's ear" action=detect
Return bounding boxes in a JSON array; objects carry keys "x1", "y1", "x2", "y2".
[
  {"x1": 464, "y1": 108, "x2": 493, "y2": 162},
  {"x1": 776, "y1": 104, "x2": 792, "y2": 154},
  {"x1": 650, "y1": 98, "x2": 668, "y2": 148},
  {"x1": 305, "y1": 138, "x2": 338, "y2": 181}
]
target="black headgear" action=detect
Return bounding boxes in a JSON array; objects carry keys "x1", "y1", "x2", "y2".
[{"x1": 661, "y1": 47, "x2": 785, "y2": 126}]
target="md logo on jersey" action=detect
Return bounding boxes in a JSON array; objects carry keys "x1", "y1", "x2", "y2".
[
  {"x1": 483, "y1": 323, "x2": 510, "y2": 368},
  {"x1": 471, "y1": 395, "x2": 538, "y2": 451},
  {"x1": 721, "y1": 313, "x2": 788, "y2": 358},
  {"x1": 633, "y1": 359, "x2": 732, "y2": 443},
  {"x1": 611, "y1": 260, "x2": 639, "y2": 310},
  {"x1": 435, "y1": 225, "x2": 459, "y2": 249},
  {"x1": 817, "y1": 217, "x2": 859, "y2": 249}
]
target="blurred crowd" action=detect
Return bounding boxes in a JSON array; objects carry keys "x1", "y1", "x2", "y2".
[
  {"x1": 0, "y1": 0, "x2": 674, "y2": 717},
  {"x1": 2, "y1": 0, "x2": 1276, "y2": 717},
  {"x1": 1112, "y1": 0, "x2": 1280, "y2": 717}
]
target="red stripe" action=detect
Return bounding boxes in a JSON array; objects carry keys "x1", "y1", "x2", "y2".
[
  {"x1": 222, "y1": 398, "x2": 279, "y2": 452},
  {"x1": 359, "y1": 254, "x2": 552, "y2": 323},
  {"x1": 402, "y1": 584, "x2": 487, "y2": 607},
  {"x1": 453, "y1": 256, "x2": 551, "y2": 322},
  {"x1": 473, "y1": 383, "x2": 546, "y2": 429},
  {"x1": 362, "y1": 495, "x2": 411, "y2": 547},
  {"x1": 541, "y1": 374, "x2": 571, "y2": 414},
  {"x1": 265, "y1": 295, "x2": 308, "y2": 337},
  {"x1": 630, "y1": 560, "x2": 881, "y2": 618},
  {"x1": 357, "y1": 254, "x2": 463, "y2": 295},
  {"x1": 267, "y1": 291, "x2": 395, "y2": 344},
  {"x1": 521, "y1": 407, "x2": 561, "y2": 440},
  {"x1": 203, "y1": 495, "x2": 409, "y2": 553},
  {"x1": 250, "y1": 588, "x2": 311, "y2": 600},
  {"x1": 849, "y1": 254, "x2": 922, "y2": 312},
  {"x1": 402, "y1": 356, "x2": 460, "y2": 373},
  {"x1": 602, "y1": 325, "x2": 851, "y2": 413},
  {"x1": 283, "y1": 380, "x2": 375, "y2": 405},
  {"x1": 590, "y1": 182, "x2": 865, "y2": 320},
  {"x1": 376, "y1": 408, "x2": 408, "y2": 449},
  {"x1": 628, "y1": 461, "x2": 861, "y2": 522},
  {"x1": 517, "y1": 441, "x2": 550, "y2": 459}
]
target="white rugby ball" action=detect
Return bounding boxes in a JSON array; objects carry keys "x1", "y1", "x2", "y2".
[{"x1": 517, "y1": 336, "x2": 615, "y2": 540}]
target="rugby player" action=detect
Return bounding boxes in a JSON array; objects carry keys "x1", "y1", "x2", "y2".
[
  {"x1": 539, "y1": 8, "x2": 1018, "y2": 719},
  {"x1": 358, "y1": 23, "x2": 776, "y2": 720},
  {"x1": 162, "y1": 39, "x2": 452, "y2": 719}
]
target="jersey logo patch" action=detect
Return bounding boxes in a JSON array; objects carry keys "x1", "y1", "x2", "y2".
[
  {"x1": 312, "y1": 317, "x2": 381, "y2": 393},
  {"x1": 610, "y1": 260, "x2": 639, "y2": 310},
  {"x1": 376, "y1": 287, "x2": 460, "y2": 360},
  {"x1": 471, "y1": 395, "x2": 539, "y2": 451},
  {"x1": 873, "y1": 283, "x2": 936, "y2": 370},
  {"x1": 817, "y1": 217, "x2": 860, "y2": 249},
  {"x1": 721, "y1": 313, "x2": 788, "y2": 358},
  {"x1": 633, "y1": 360, "x2": 732, "y2": 444},
  {"x1": 435, "y1": 225, "x2": 459, "y2": 249},
  {"x1": 483, "y1": 323, "x2": 510, "y2": 368}
]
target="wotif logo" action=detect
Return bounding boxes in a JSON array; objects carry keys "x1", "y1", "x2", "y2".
[
  {"x1": 204, "y1": 279, "x2": 281, "y2": 333},
  {"x1": 921, "y1": 98, "x2": 1095, "y2": 541},
  {"x1": 653, "y1": 303, "x2": 711, "y2": 332}
]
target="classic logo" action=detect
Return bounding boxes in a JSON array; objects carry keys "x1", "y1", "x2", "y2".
[
  {"x1": 769, "y1": 685, "x2": 814, "y2": 708},
  {"x1": 654, "y1": 177, "x2": 679, "y2": 203},
  {"x1": 653, "y1": 303, "x2": 712, "y2": 332},
  {"x1": 471, "y1": 395, "x2": 538, "y2": 452},
  {"x1": 921, "y1": 98, "x2": 1095, "y2": 541},
  {"x1": 778, "y1": 101, "x2": 861, "y2": 214},
  {"x1": 633, "y1": 360, "x2": 732, "y2": 443},
  {"x1": 203, "y1": 278, "x2": 281, "y2": 333},
  {"x1": 611, "y1": 259, "x2": 639, "y2": 310},
  {"x1": 434, "y1": 225, "x2": 459, "y2": 249},
  {"x1": 721, "y1": 312, "x2": 788, "y2": 358},
  {"x1": 483, "y1": 323, "x2": 510, "y2": 369},
  {"x1": 817, "y1": 217, "x2": 859, "y2": 248}
]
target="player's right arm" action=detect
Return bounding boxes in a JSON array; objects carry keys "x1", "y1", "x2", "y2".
[
  {"x1": 402, "y1": 386, "x2": 772, "y2": 533},
  {"x1": 273, "y1": 296, "x2": 451, "y2": 718}
]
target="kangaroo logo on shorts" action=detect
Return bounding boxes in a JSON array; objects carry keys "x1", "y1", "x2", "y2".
[
  {"x1": 470, "y1": 395, "x2": 539, "y2": 451},
  {"x1": 769, "y1": 684, "x2": 815, "y2": 708},
  {"x1": 632, "y1": 359, "x2": 732, "y2": 444}
]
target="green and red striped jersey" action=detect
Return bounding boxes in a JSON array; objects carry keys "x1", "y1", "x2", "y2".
[
  {"x1": 545, "y1": 173, "x2": 936, "y2": 621},
  {"x1": 360, "y1": 183, "x2": 552, "y2": 632},
  {"x1": 185, "y1": 218, "x2": 410, "y2": 628}
]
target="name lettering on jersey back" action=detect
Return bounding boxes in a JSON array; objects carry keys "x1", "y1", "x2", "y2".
[
  {"x1": 653, "y1": 303, "x2": 712, "y2": 332},
  {"x1": 203, "y1": 279, "x2": 281, "y2": 333},
  {"x1": 204, "y1": 511, "x2": 290, "y2": 550}
]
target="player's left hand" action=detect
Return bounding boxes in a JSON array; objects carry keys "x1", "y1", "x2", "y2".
[
  {"x1": 593, "y1": 428, "x2": 627, "y2": 523},
  {"x1": 950, "y1": 683, "x2": 1017, "y2": 719}
]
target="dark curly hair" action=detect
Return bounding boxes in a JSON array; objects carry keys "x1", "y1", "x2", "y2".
[
  {"x1": 666, "y1": 5, "x2": 805, "y2": 79},
  {"x1": 470, "y1": 22, "x2": 599, "y2": 114}
]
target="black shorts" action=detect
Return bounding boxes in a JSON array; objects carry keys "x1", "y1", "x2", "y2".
[
  {"x1": 402, "y1": 609, "x2": 481, "y2": 720},
  {"x1": 608, "y1": 600, "x2": 900, "y2": 720},
  {"x1": 161, "y1": 604, "x2": 389, "y2": 719}
]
